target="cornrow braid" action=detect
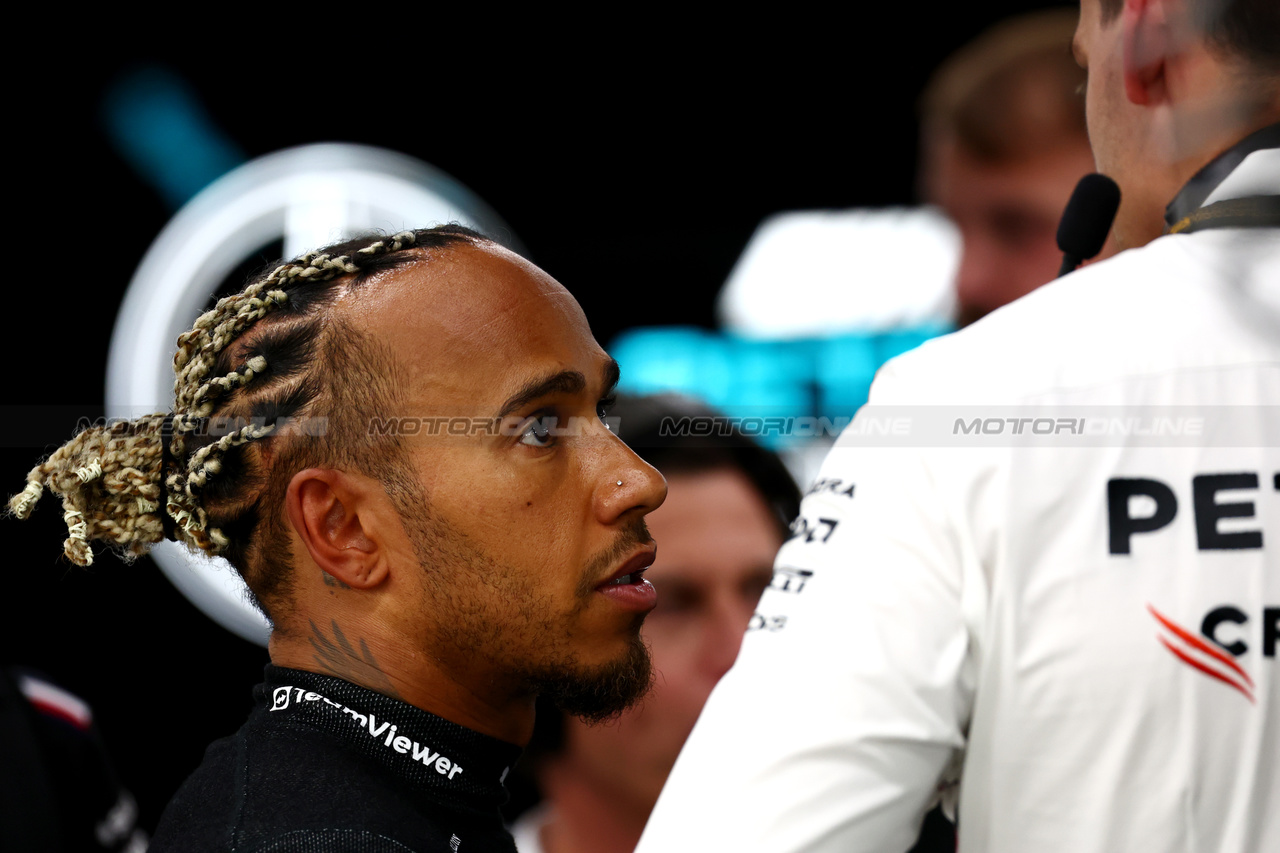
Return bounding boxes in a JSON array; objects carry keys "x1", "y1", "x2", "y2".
[{"x1": 10, "y1": 225, "x2": 485, "y2": 603}]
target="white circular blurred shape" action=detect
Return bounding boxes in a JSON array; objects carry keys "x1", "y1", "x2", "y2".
[
  {"x1": 106, "y1": 143, "x2": 517, "y2": 646},
  {"x1": 717, "y1": 207, "x2": 960, "y2": 337}
]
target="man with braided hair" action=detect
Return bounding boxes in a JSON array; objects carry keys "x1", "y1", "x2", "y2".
[{"x1": 11, "y1": 225, "x2": 668, "y2": 852}]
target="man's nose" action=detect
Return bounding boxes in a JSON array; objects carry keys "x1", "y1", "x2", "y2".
[{"x1": 594, "y1": 437, "x2": 667, "y2": 525}]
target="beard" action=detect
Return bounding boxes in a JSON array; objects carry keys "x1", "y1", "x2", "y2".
[
  {"x1": 521, "y1": 625, "x2": 653, "y2": 723},
  {"x1": 387, "y1": 463, "x2": 655, "y2": 722}
]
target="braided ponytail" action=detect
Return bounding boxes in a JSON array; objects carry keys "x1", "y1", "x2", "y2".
[
  {"x1": 9, "y1": 415, "x2": 168, "y2": 566},
  {"x1": 11, "y1": 225, "x2": 483, "y2": 579}
]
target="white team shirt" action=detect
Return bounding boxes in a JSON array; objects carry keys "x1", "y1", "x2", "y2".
[{"x1": 637, "y1": 148, "x2": 1279, "y2": 853}]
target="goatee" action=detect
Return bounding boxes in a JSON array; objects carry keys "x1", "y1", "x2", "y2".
[{"x1": 526, "y1": 627, "x2": 653, "y2": 724}]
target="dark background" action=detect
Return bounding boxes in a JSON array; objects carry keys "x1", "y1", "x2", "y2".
[{"x1": 4, "y1": 4, "x2": 1069, "y2": 833}]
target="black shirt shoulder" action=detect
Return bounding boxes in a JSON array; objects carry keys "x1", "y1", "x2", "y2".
[{"x1": 151, "y1": 668, "x2": 518, "y2": 853}]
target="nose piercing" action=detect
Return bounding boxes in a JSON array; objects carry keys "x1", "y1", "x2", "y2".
[{"x1": 616, "y1": 480, "x2": 623, "y2": 486}]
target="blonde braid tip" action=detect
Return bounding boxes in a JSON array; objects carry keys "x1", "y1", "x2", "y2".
[
  {"x1": 10, "y1": 480, "x2": 44, "y2": 519},
  {"x1": 63, "y1": 508, "x2": 88, "y2": 542},
  {"x1": 74, "y1": 460, "x2": 103, "y2": 484}
]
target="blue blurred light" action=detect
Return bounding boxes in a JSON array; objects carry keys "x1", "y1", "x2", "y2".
[
  {"x1": 101, "y1": 67, "x2": 246, "y2": 210},
  {"x1": 610, "y1": 323, "x2": 952, "y2": 448}
]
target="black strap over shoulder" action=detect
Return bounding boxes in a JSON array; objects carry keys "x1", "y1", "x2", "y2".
[
  {"x1": 1167, "y1": 195, "x2": 1280, "y2": 234},
  {"x1": 1164, "y1": 123, "x2": 1279, "y2": 226}
]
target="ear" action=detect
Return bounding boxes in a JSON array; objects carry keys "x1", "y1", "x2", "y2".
[
  {"x1": 285, "y1": 468, "x2": 388, "y2": 590},
  {"x1": 1122, "y1": 0, "x2": 1172, "y2": 106}
]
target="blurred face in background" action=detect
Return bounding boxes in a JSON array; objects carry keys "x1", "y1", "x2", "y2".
[
  {"x1": 924, "y1": 134, "x2": 1098, "y2": 327},
  {"x1": 917, "y1": 9, "x2": 1101, "y2": 327},
  {"x1": 558, "y1": 466, "x2": 783, "y2": 813}
]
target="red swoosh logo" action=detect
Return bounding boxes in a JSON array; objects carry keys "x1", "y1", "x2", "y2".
[{"x1": 1148, "y1": 604, "x2": 1254, "y2": 703}]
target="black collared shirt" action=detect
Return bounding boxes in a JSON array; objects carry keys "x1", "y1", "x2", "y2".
[{"x1": 150, "y1": 666, "x2": 521, "y2": 852}]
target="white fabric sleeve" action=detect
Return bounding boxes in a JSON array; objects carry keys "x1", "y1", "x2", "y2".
[{"x1": 636, "y1": 382, "x2": 983, "y2": 853}]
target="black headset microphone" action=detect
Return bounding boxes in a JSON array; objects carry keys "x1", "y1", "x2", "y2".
[{"x1": 1056, "y1": 173, "x2": 1122, "y2": 277}]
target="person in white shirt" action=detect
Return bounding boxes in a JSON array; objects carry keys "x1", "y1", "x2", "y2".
[{"x1": 636, "y1": 0, "x2": 1279, "y2": 850}]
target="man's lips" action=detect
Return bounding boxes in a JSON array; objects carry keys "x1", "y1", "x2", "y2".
[
  {"x1": 593, "y1": 544, "x2": 658, "y2": 612},
  {"x1": 595, "y1": 544, "x2": 657, "y2": 590}
]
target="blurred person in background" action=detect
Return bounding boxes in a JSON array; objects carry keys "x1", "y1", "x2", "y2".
[
  {"x1": 1, "y1": 667, "x2": 149, "y2": 853},
  {"x1": 920, "y1": 8, "x2": 1107, "y2": 327},
  {"x1": 638, "y1": 0, "x2": 1278, "y2": 849},
  {"x1": 509, "y1": 394, "x2": 801, "y2": 853}
]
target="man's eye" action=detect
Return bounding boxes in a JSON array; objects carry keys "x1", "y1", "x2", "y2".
[
  {"x1": 520, "y1": 416, "x2": 556, "y2": 447},
  {"x1": 597, "y1": 395, "x2": 617, "y2": 428}
]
